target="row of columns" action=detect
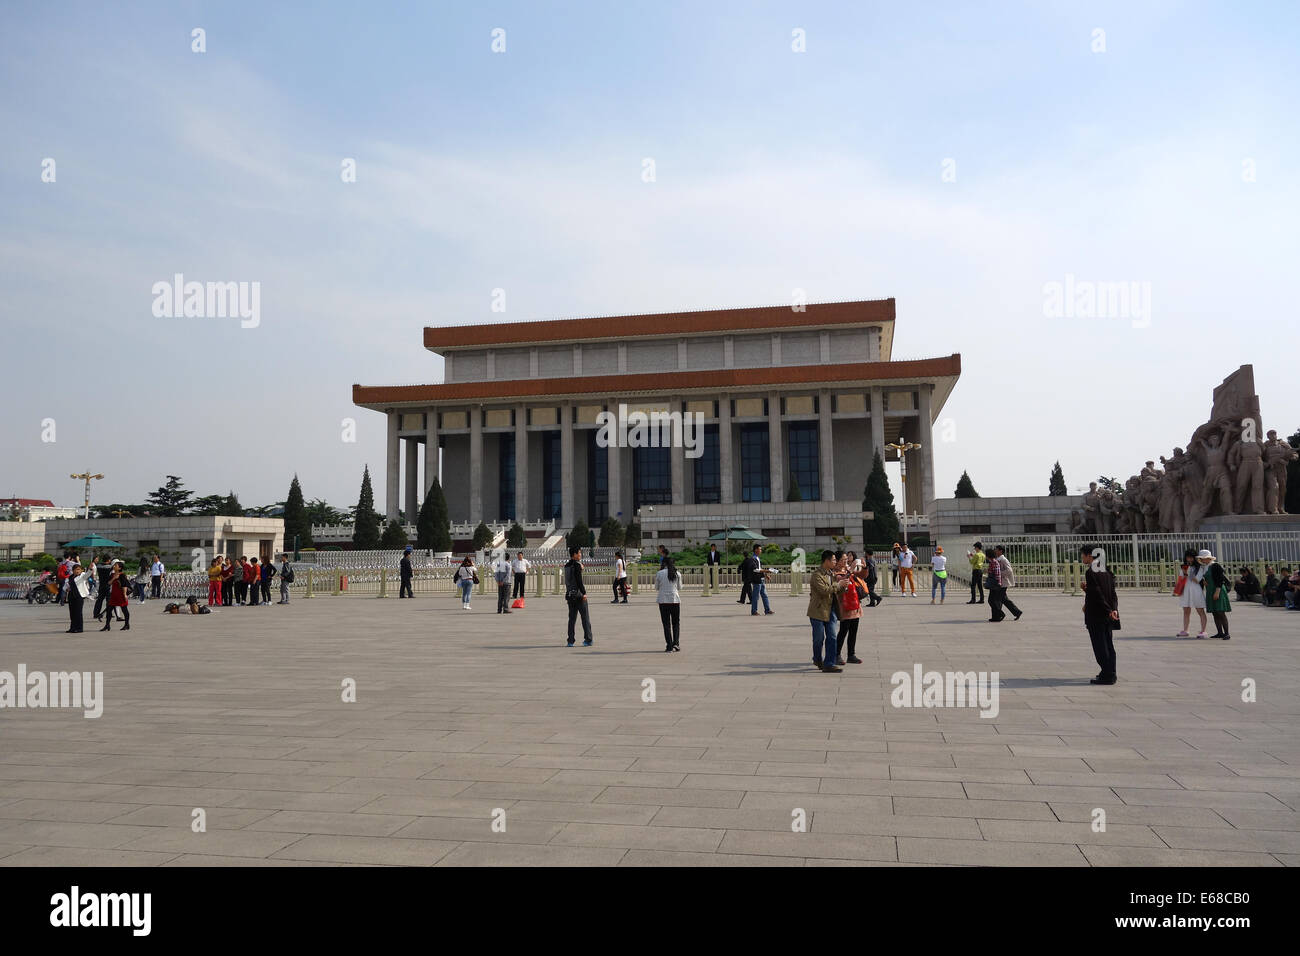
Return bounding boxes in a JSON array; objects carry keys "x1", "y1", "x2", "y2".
[{"x1": 385, "y1": 385, "x2": 935, "y2": 522}]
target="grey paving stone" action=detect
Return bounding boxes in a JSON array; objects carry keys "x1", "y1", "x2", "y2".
[
  {"x1": 1080, "y1": 845, "x2": 1284, "y2": 866},
  {"x1": 550, "y1": 822, "x2": 725, "y2": 852},
  {"x1": 270, "y1": 835, "x2": 461, "y2": 865},
  {"x1": 433, "y1": 843, "x2": 628, "y2": 866},
  {"x1": 718, "y1": 829, "x2": 897, "y2": 861},
  {"x1": 899, "y1": 837, "x2": 1089, "y2": 866}
]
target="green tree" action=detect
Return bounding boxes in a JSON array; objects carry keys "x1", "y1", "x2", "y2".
[
  {"x1": 145, "y1": 475, "x2": 193, "y2": 516},
  {"x1": 565, "y1": 519, "x2": 590, "y2": 553},
  {"x1": 472, "y1": 521, "x2": 493, "y2": 550},
  {"x1": 506, "y1": 522, "x2": 527, "y2": 549},
  {"x1": 1048, "y1": 461, "x2": 1067, "y2": 496},
  {"x1": 189, "y1": 495, "x2": 225, "y2": 516},
  {"x1": 380, "y1": 519, "x2": 408, "y2": 550},
  {"x1": 283, "y1": 475, "x2": 312, "y2": 547},
  {"x1": 352, "y1": 466, "x2": 381, "y2": 550},
  {"x1": 624, "y1": 520, "x2": 642, "y2": 549},
  {"x1": 424, "y1": 479, "x2": 452, "y2": 552},
  {"x1": 954, "y1": 470, "x2": 980, "y2": 498},
  {"x1": 862, "y1": 451, "x2": 901, "y2": 549},
  {"x1": 787, "y1": 474, "x2": 802, "y2": 502},
  {"x1": 598, "y1": 516, "x2": 625, "y2": 548},
  {"x1": 219, "y1": 491, "x2": 244, "y2": 516},
  {"x1": 305, "y1": 498, "x2": 346, "y2": 525}
]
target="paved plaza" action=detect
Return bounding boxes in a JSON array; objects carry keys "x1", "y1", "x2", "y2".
[{"x1": 0, "y1": 586, "x2": 1297, "y2": 867}]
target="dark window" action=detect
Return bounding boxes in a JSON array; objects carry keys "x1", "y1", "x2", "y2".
[
  {"x1": 814, "y1": 526, "x2": 845, "y2": 537},
  {"x1": 656, "y1": 529, "x2": 684, "y2": 539},
  {"x1": 633, "y1": 445, "x2": 672, "y2": 510},
  {"x1": 761, "y1": 528, "x2": 790, "y2": 538},
  {"x1": 499, "y1": 433, "x2": 516, "y2": 521},
  {"x1": 1024, "y1": 523, "x2": 1056, "y2": 534},
  {"x1": 693, "y1": 424, "x2": 720, "y2": 504},
  {"x1": 542, "y1": 431, "x2": 562, "y2": 521},
  {"x1": 959, "y1": 524, "x2": 992, "y2": 535},
  {"x1": 586, "y1": 430, "x2": 608, "y2": 523},
  {"x1": 787, "y1": 421, "x2": 820, "y2": 501},
  {"x1": 739, "y1": 424, "x2": 770, "y2": 502}
]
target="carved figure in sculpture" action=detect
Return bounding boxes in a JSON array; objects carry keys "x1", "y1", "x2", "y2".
[
  {"x1": 1070, "y1": 508, "x2": 1086, "y2": 534},
  {"x1": 1229, "y1": 432, "x2": 1267, "y2": 515},
  {"x1": 1264, "y1": 430, "x2": 1297, "y2": 515},
  {"x1": 1098, "y1": 489, "x2": 1120, "y2": 534},
  {"x1": 1158, "y1": 455, "x2": 1185, "y2": 533},
  {"x1": 1139, "y1": 479, "x2": 1161, "y2": 532},
  {"x1": 1124, "y1": 476, "x2": 1145, "y2": 532},
  {"x1": 1140, "y1": 460, "x2": 1162, "y2": 482},
  {"x1": 1177, "y1": 446, "x2": 1207, "y2": 530},
  {"x1": 1080, "y1": 481, "x2": 1101, "y2": 533},
  {"x1": 1197, "y1": 432, "x2": 1235, "y2": 517}
]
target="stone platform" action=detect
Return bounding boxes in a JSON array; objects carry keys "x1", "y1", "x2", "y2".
[{"x1": 0, "y1": 589, "x2": 1296, "y2": 866}]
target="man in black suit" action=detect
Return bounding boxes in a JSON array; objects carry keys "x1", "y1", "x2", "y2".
[
  {"x1": 706, "y1": 544, "x2": 721, "y2": 567},
  {"x1": 736, "y1": 549, "x2": 754, "y2": 605},
  {"x1": 1080, "y1": 544, "x2": 1119, "y2": 685},
  {"x1": 399, "y1": 546, "x2": 414, "y2": 598}
]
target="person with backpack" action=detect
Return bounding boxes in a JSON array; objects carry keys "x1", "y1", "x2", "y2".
[
  {"x1": 564, "y1": 545, "x2": 594, "y2": 646},
  {"x1": 453, "y1": 556, "x2": 477, "y2": 609},
  {"x1": 278, "y1": 554, "x2": 294, "y2": 604},
  {"x1": 655, "y1": 555, "x2": 682, "y2": 652}
]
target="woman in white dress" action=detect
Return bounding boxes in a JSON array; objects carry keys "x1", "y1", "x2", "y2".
[{"x1": 1177, "y1": 548, "x2": 1208, "y2": 638}]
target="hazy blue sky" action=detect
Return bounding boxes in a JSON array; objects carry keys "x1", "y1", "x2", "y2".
[{"x1": 2, "y1": 1, "x2": 1297, "y2": 515}]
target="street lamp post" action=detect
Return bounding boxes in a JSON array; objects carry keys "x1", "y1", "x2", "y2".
[
  {"x1": 885, "y1": 441, "x2": 923, "y2": 546},
  {"x1": 70, "y1": 471, "x2": 104, "y2": 520}
]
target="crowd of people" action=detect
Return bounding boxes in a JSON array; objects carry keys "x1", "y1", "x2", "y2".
[{"x1": 204, "y1": 554, "x2": 293, "y2": 606}]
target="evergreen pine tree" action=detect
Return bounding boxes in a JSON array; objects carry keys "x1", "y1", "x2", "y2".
[
  {"x1": 219, "y1": 491, "x2": 243, "y2": 516},
  {"x1": 862, "y1": 451, "x2": 901, "y2": 549},
  {"x1": 1049, "y1": 461, "x2": 1067, "y2": 496},
  {"x1": 380, "y1": 519, "x2": 408, "y2": 550},
  {"x1": 472, "y1": 521, "x2": 493, "y2": 550},
  {"x1": 954, "y1": 470, "x2": 980, "y2": 498},
  {"x1": 416, "y1": 492, "x2": 437, "y2": 549},
  {"x1": 598, "y1": 516, "x2": 625, "y2": 547},
  {"x1": 566, "y1": 519, "x2": 591, "y2": 554},
  {"x1": 506, "y1": 523, "x2": 527, "y2": 549},
  {"x1": 283, "y1": 475, "x2": 312, "y2": 547},
  {"x1": 352, "y1": 466, "x2": 381, "y2": 550}
]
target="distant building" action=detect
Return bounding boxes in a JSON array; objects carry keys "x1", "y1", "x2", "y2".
[
  {"x1": 0, "y1": 498, "x2": 80, "y2": 521},
  {"x1": 353, "y1": 299, "x2": 961, "y2": 548},
  {"x1": 42, "y1": 516, "x2": 284, "y2": 564}
]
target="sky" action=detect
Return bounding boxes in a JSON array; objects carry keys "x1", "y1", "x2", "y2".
[{"x1": 1, "y1": 0, "x2": 1297, "y2": 516}]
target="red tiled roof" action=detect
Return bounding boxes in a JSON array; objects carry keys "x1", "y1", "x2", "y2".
[
  {"x1": 0, "y1": 498, "x2": 55, "y2": 507},
  {"x1": 353, "y1": 355, "x2": 960, "y2": 407},
  {"x1": 423, "y1": 298, "x2": 895, "y2": 350}
]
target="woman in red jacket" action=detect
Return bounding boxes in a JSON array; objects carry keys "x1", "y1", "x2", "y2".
[{"x1": 100, "y1": 561, "x2": 131, "y2": 632}]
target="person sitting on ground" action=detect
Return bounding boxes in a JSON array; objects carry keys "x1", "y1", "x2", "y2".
[
  {"x1": 1274, "y1": 567, "x2": 1293, "y2": 608},
  {"x1": 1262, "y1": 567, "x2": 1281, "y2": 606},
  {"x1": 1234, "y1": 567, "x2": 1261, "y2": 603}
]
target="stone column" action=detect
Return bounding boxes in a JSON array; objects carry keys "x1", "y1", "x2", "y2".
[
  {"x1": 469, "y1": 406, "x2": 483, "y2": 523},
  {"x1": 608, "y1": 437, "x2": 623, "y2": 521},
  {"x1": 560, "y1": 403, "x2": 575, "y2": 526},
  {"x1": 719, "y1": 395, "x2": 734, "y2": 504},
  {"x1": 424, "y1": 407, "x2": 439, "y2": 494},
  {"x1": 514, "y1": 404, "x2": 528, "y2": 522},
  {"x1": 671, "y1": 403, "x2": 686, "y2": 505},
  {"x1": 404, "y1": 437, "x2": 419, "y2": 523},
  {"x1": 918, "y1": 384, "x2": 936, "y2": 515},
  {"x1": 869, "y1": 387, "x2": 885, "y2": 466},
  {"x1": 818, "y1": 389, "x2": 835, "y2": 501},
  {"x1": 768, "y1": 391, "x2": 784, "y2": 503},
  {"x1": 385, "y1": 411, "x2": 400, "y2": 522}
]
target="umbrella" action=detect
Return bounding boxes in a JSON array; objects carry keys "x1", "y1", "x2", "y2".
[
  {"x1": 62, "y1": 533, "x2": 124, "y2": 549},
  {"x1": 707, "y1": 525, "x2": 768, "y2": 544}
]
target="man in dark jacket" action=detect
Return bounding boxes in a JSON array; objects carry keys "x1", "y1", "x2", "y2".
[
  {"x1": 736, "y1": 551, "x2": 754, "y2": 606},
  {"x1": 563, "y1": 545, "x2": 593, "y2": 646},
  {"x1": 1080, "y1": 545, "x2": 1119, "y2": 685},
  {"x1": 93, "y1": 554, "x2": 113, "y2": 621},
  {"x1": 399, "y1": 546, "x2": 414, "y2": 598}
]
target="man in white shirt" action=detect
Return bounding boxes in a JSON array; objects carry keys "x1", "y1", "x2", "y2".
[
  {"x1": 493, "y1": 550, "x2": 513, "y2": 614},
  {"x1": 511, "y1": 551, "x2": 530, "y2": 600},
  {"x1": 898, "y1": 545, "x2": 917, "y2": 596},
  {"x1": 150, "y1": 555, "x2": 165, "y2": 599}
]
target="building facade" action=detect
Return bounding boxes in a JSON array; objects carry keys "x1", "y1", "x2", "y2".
[
  {"x1": 353, "y1": 299, "x2": 961, "y2": 546},
  {"x1": 42, "y1": 517, "x2": 284, "y2": 565}
]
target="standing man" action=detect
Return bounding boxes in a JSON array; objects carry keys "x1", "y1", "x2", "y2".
[
  {"x1": 749, "y1": 544, "x2": 773, "y2": 616},
  {"x1": 493, "y1": 549, "x2": 512, "y2": 613},
  {"x1": 993, "y1": 545, "x2": 1023, "y2": 621},
  {"x1": 707, "y1": 544, "x2": 721, "y2": 567},
  {"x1": 150, "y1": 554, "x2": 165, "y2": 600},
  {"x1": 93, "y1": 554, "x2": 113, "y2": 621},
  {"x1": 967, "y1": 541, "x2": 986, "y2": 604},
  {"x1": 399, "y1": 545, "x2": 414, "y2": 598},
  {"x1": 1080, "y1": 545, "x2": 1118, "y2": 684},
  {"x1": 221, "y1": 556, "x2": 235, "y2": 606},
  {"x1": 66, "y1": 559, "x2": 89, "y2": 634},
  {"x1": 563, "y1": 544, "x2": 594, "y2": 646},
  {"x1": 898, "y1": 544, "x2": 917, "y2": 596},
  {"x1": 736, "y1": 548, "x2": 753, "y2": 606},
  {"x1": 278, "y1": 554, "x2": 293, "y2": 604},
  {"x1": 512, "y1": 551, "x2": 530, "y2": 600},
  {"x1": 807, "y1": 550, "x2": 844, "y2": 672}
]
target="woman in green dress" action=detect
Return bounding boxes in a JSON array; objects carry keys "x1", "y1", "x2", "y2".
[{"x1": 1199, "y1": 549, "x2": 1232, "y2": 641}]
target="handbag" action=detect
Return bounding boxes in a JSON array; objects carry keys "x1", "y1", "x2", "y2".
[{"x1": 1173, "y1": 573, "x2": 1186, "y2": 597}]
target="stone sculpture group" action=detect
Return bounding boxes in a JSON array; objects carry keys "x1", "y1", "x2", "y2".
[{"x1": 1071, "y1": 366, "x2": 1296, "y2": 535}]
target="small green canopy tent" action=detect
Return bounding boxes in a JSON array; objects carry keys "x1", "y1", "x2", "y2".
[
  {"x1": 62, "y1": 533, "x2": 124, "y2": 550},
  {"x1": 707, "y1": 525, "x2": 768, "y2": 551}
]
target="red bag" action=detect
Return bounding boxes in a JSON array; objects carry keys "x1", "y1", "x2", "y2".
[
  {"x1": 511, "y1": 598, "x2": 525, "y2": 609},
  {"x1": 1173, "y1": 573, "x2": 1186, "y2": 597}
]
